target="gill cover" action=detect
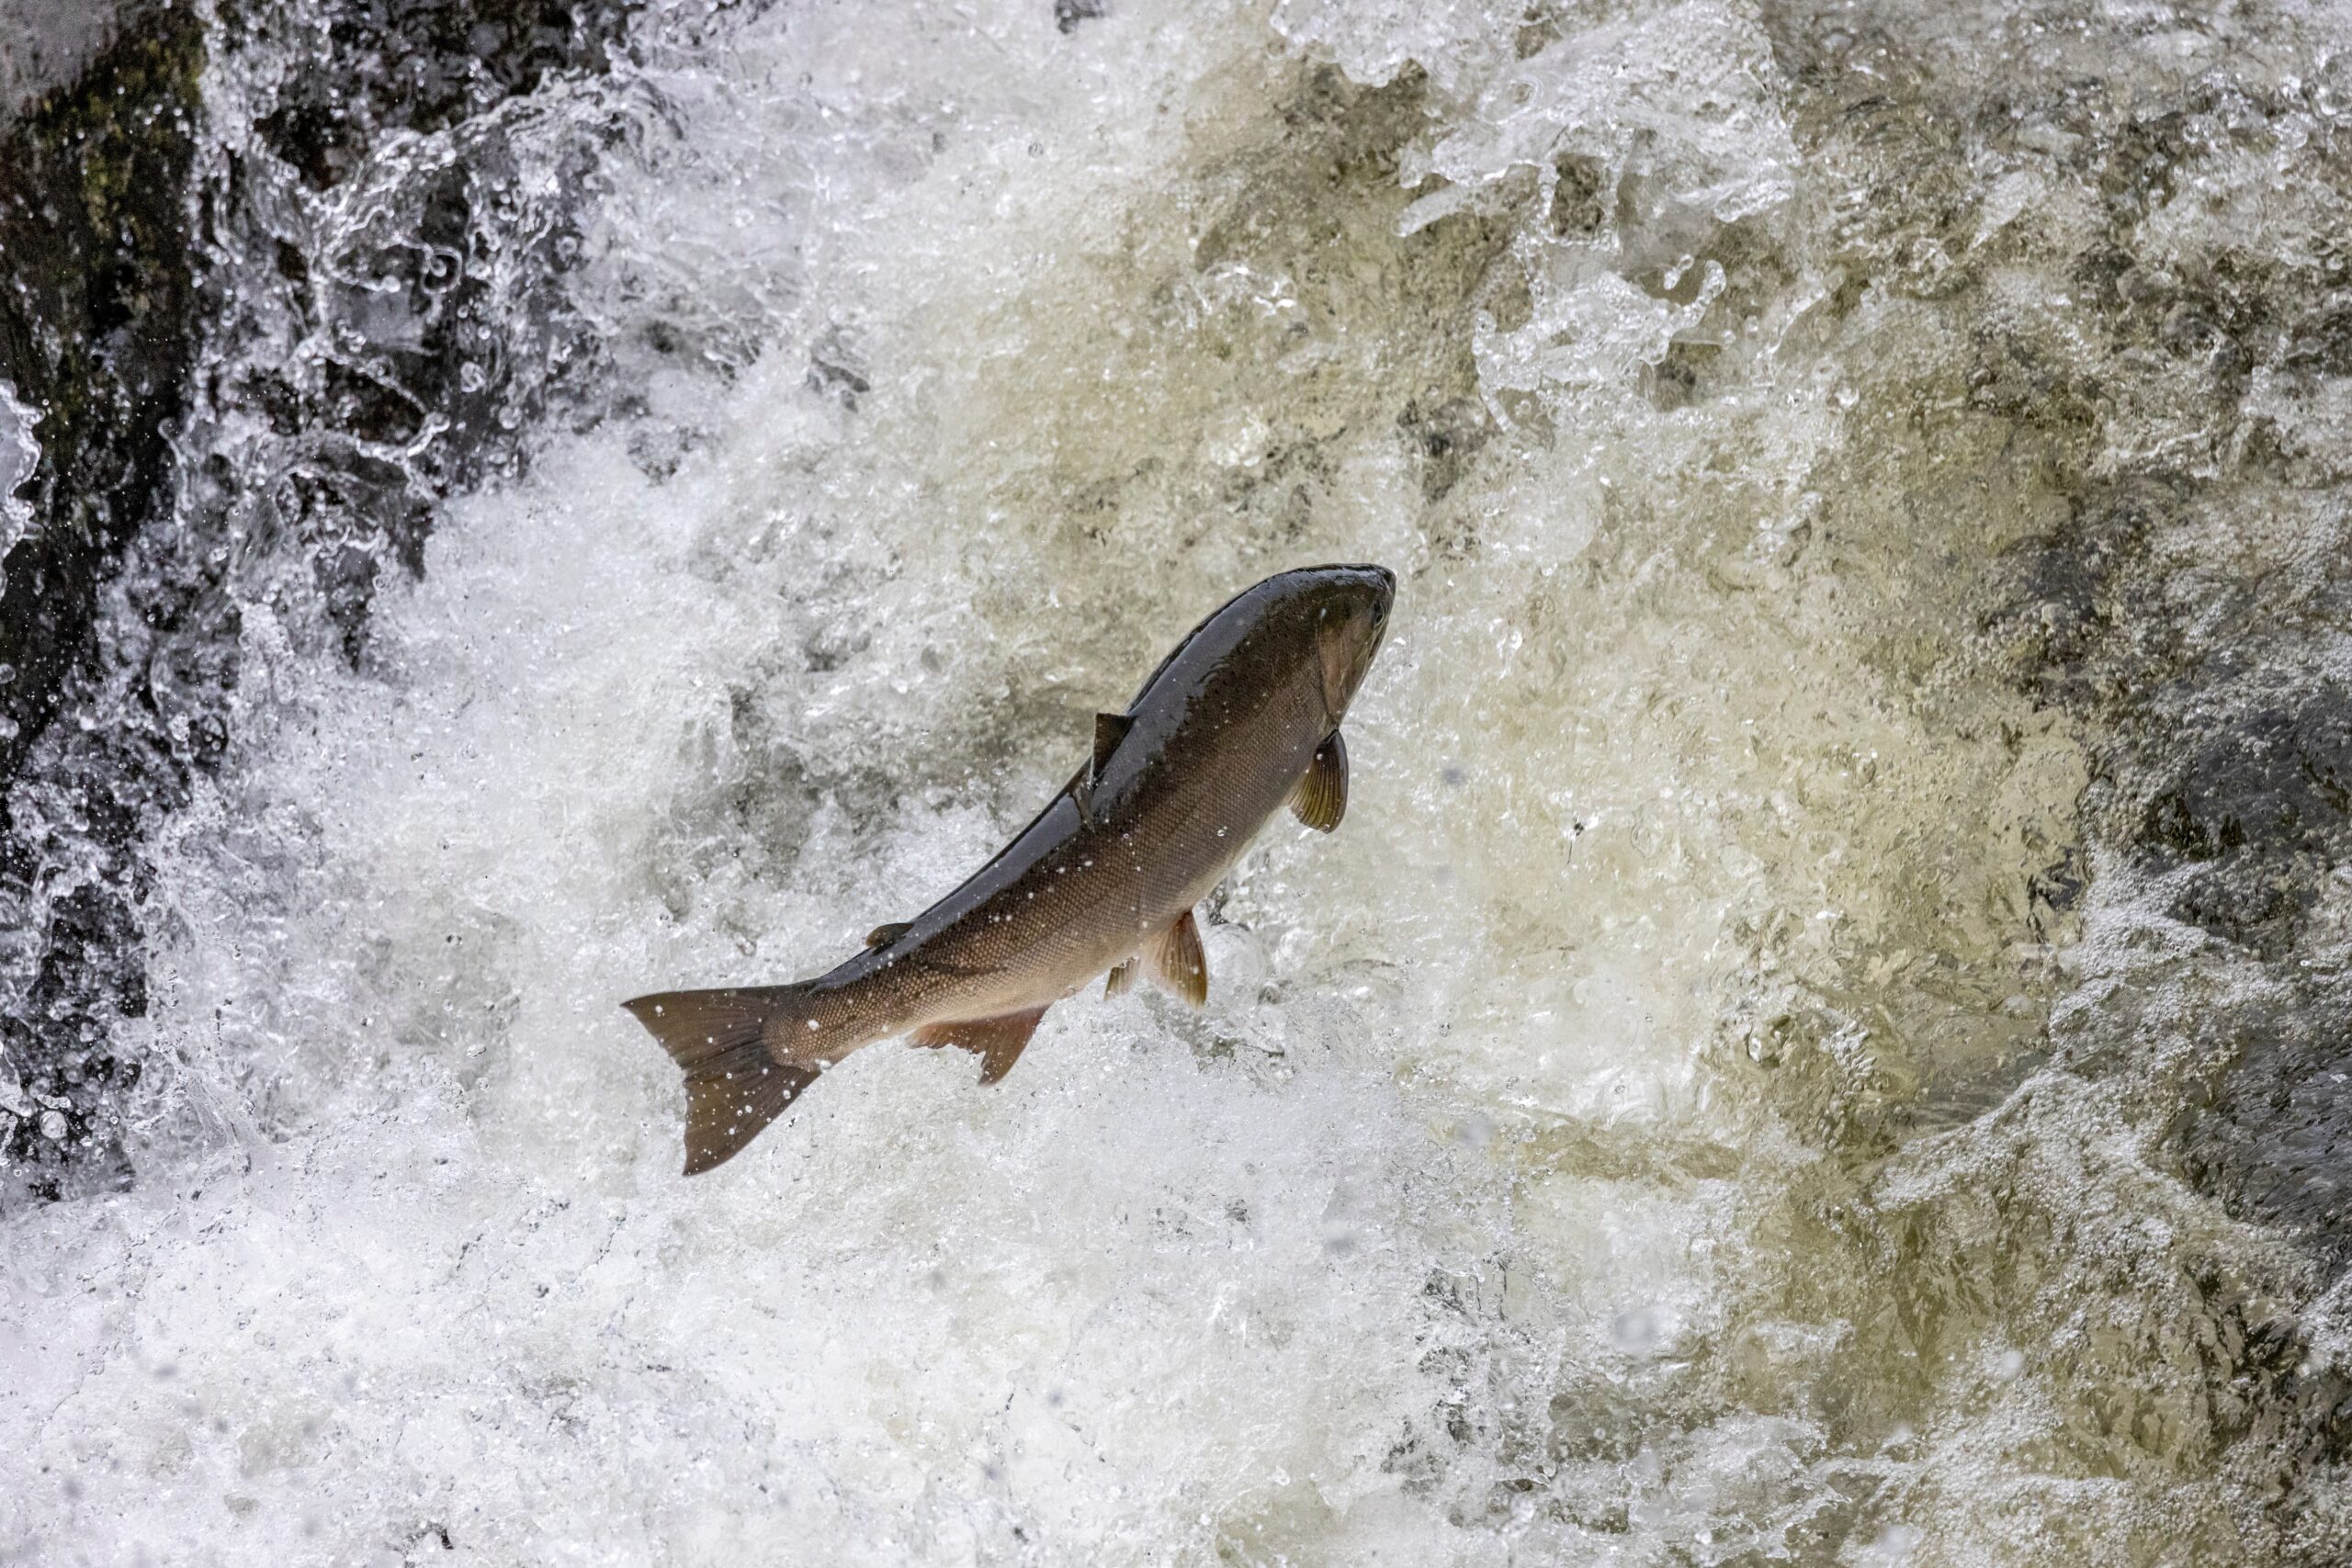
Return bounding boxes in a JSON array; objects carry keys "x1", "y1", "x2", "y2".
[{"x1": 1318, "y1": 611, "x2": 1355, "y2": 719}]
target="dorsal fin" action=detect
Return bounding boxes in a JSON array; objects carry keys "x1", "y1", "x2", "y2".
[
  {"x1": 1077, "y1": 711, "x2": 1135, "y2": 824},
  {"x1": 1144, "y1": 908, "x2": 1208, "y2": 1007},
  {"x1": 1092, "y1": 711, "x2": 1132, "y2": 785},
  {"x1": 865, "y1": 921, "x2": 913, "y2": 950},
  {"x1": 1290, "y1": 730, "x2": 1348, "y2": 832},
  {"x1": 909, "y1": 1007, "x2": 1049, "y2": 1085}
]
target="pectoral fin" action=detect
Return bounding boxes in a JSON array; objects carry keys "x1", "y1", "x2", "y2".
[
  {"x1": 910, "y1": 1006, "x2": 1049, "y2": 1085},
  {"x1": 1145, "y1": 908, "x2": 1208, "y2": 1007},
  {"x1": 1105, "y1": 958, "x2": 1136, "y2": 997},
  {"x1": 1290, "y1": 729, "x2": 1348, "y2": 833},
  {"x1": 865, "y1": 921, "x2": 913, "y2": 949}
]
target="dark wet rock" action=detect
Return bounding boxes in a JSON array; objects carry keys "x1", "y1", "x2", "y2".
[
  {"x1": 1545, "y1": 152, "x2": 1607, "y2": 238},
  {"x1": 1977, "y1": 484, "x2": 2165, "y2": 713},
  {"x1": 2136, "y1": 686, "x2": 2352, "y2": 865},
  {"x1": 1965, "y1": 327, "x2": 2106, "y2": 431},
  {"x1": 0, "y1": 3, "x2": 203, "y2": 780},
  {"x1": 0, "y1": 0, "x2": 637, "y2": 1204},
  {"x1": 0, "y1": 4, "x2": 203, "y2": 1198},
  {"x1": 2165, "y1": 862, "x2": 2311, "y2": 954},
  {"x1": 0, "y1": 4, "x2": 130, "y2": 118},
  {"x1": 236, "y1": 0, "x2": 631, "y2": 194},
  {"x1": 2180, "y1": 984, "x2": 2352, "y2": 1278}
]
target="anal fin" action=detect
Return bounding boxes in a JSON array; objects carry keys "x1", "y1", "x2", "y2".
[
  {"x1": 1105, "y1": 958, "x2": 1136, "y2": 997},
  {"x1": 910, "y1": 1006, "x2": 1048, "y2": 1085},
  {"x1": 1145, "y1": 908, "x2": 1208, "y2": 1007},
  {"x1": 1290, "y1": 729, "x2": 1348, "y2": 833}
]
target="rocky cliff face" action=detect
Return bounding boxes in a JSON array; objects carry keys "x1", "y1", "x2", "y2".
[{"x1": 0, "y1": 0, "x2": 629, "y2": 1198}]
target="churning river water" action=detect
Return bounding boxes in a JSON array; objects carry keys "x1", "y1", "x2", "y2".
[{"x1": 6, "y1": 0, "x2": 2352, "y2": 1562}]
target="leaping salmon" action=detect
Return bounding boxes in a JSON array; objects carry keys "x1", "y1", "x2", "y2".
[{"x1": 625, "y1": 563, "x2": 1396, "y2": 1173}]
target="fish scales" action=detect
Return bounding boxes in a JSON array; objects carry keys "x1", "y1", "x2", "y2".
[{"x1": 625, "y1": 564, "x2": 1394, "y2": 1173}]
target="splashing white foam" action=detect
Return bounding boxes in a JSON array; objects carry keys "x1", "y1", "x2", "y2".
[
  {"x1": 6, "y1": 0, "x2": 2345, "y2": 1562},
  {"x1": 0, "y1": 378, "x2": 38, "y2": 599}
]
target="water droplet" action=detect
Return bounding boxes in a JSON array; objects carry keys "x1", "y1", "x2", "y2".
[{"x1": 1610, "y1": 1305, "x2": 1662, "y2": 1355}]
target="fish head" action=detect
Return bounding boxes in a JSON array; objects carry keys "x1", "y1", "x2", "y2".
[{"x1": 1304, "y1": 563, "x2": 1395, "y2": 721}]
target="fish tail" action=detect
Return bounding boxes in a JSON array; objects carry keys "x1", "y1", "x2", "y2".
[{"x1": 622, "y1": 985, "x2": 823, "y2": 1175}]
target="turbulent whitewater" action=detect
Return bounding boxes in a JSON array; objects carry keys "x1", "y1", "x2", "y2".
[{"x1": 6, "y1": 0, "x2": 2352, "y2": 1562}]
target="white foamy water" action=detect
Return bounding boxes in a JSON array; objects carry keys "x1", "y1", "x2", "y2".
[
  {"x1": 0, "y1": 378, "x2": 35, "y2": 601},
  {"x1": 7, "y1": 0, "x2": 2352, "y2": 1562}
]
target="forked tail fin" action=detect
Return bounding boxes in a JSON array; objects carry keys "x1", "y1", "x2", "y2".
[{"x1": 623, "y1": 986, "x2": 820, "y2": 1175}]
